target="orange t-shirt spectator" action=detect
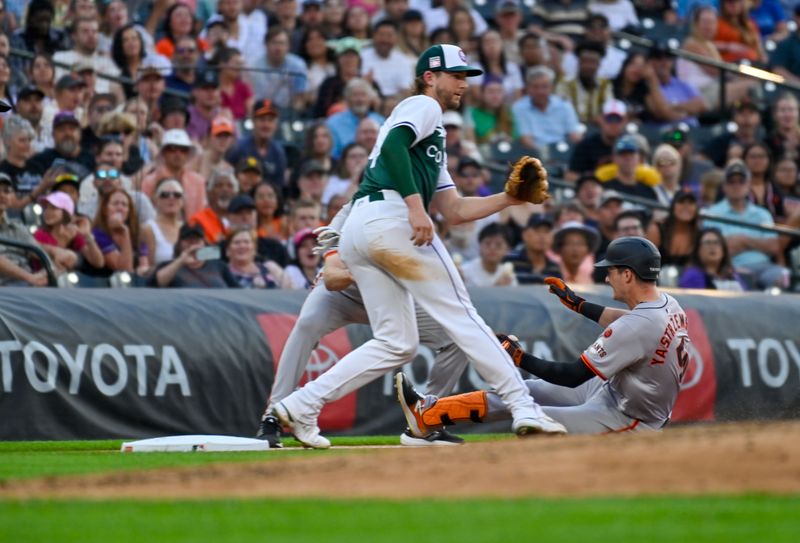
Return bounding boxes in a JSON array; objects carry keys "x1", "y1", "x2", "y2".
[{"x1": 189, "y1": 167, "x2": 239, "y2": 244}]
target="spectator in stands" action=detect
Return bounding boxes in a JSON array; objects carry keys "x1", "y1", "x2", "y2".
[
  {"x1": 647, "y1": 188, "x2": 701, "y2": 268},
  {"x1": 614, "y1": 208, "x2": 647, "y2": 237},
  {"x1": 134, "y1": 58, "x2": 168, "y2": 123},
  {"x1": 0, "y1": 116, "x2": 37, "y2": 206},
  {"x1": 612, "y1": 51, "x2": 672, "y2": 123},
  {"x1": 580, "y1": 13, "x2": 625, "y2": 80},
  {"x1": 0, "y1": 174, "x2": 48, "y2": 286},
  {"x1": 141, "y1": 178, "x2": 184, "y2": 266},
  {"x1": 467, "y1": 76, "x2": 517, "y2": 146},
  {"x1": 493, "y1": 1, "x2": 523, "y2": 65},
  {"x1": 300, "y1": 27, "x2": 337, "y2": 107},
  {"x1": 471, "y1": 28, "x2": 524, "y2": 102},
  {"x1": 225, "y1": 99, "x2": 288, "y2": 188},
  {"x1": 396, "y1": 9, "x2": 428, "y2": 63},
  {"x1": 603, "y1": 135, "x2": 659, "y2": 201},
  {"x1": 250, "y1": 26, "x2": 308, "y2": 112},
  {"x1": 293, "y1": 1, "x2": 325, "y2": 54},
  {"x1": 216, "y1": 0, "x2": 266, "y2": 62},
  {"x1": 574, "y1": 174, "x2": 604, "y2": 227},
  {"x1": 28, "y1": 53, "x2": 55, "y2": 104},
  {"x1": 661, "y1": 123, "x2": 714, "y2": 190},
  {"x1": 155, "y1": 3, "x2": 207, "y2": 59},
  {"x1": 343, "y1": 4, "x2": 372, "y2": 41},
  {"x1": 321, "y1": 0, "x2": 346, "y2": 38},
  {"x1": 234, "y1": 156, "x2": 263, "y2": 197},
  {"x1": 27, "y1": 111, "x2": 93, "y2": 191},
  {"x1": 770, "y1": 6, "x2": 800, "y2": 85},
  {"x1": 54, "y1": 17, "x2": 122, "y2": 98},
  {"x1": 566, "y1": 98, "x2": 627, "y2": 182},
  {"x1": 153, "y1": 223, "x2": 239, "y2": 288},
  {"x1": 92, "y1": 187, "x2": 149, "y2": 276},
  {"x1": 227, "y1": 193, "x2": 258, "y2": 231},
  {"x1": 679, "y1": 226, "x2": 748, "y2": 290},
  {"x1": 589, "y1": 0, "x2": 639, "y2": 31},
  {"x1": 446, "y1": 6, "x2": 478, "y2": 59},
  {"x1": 326, "y1": 77, "x2": 384, "y2": 159},
  {"x1": 512, "y1": 66, "x2": 583, "y2": 150},
  {"x1": 298, "y1": 122, "x2": 336, "y2": 180},
  {"x1": 165, "y1": 35, "x2": 201, "y2": 95},
  {"x1": 647, "y1": 43, "x2": 706, "y2": 127},
  {"x1": 766, "y1": 93, "x2": 800, "y2": 165},
  {"x1": 9, "y1": 0, "x2": 69, "y2": 78},
  {"x1": 42, "y1": 73, "x2": 85, "y2": 132},
  {"x1": 15, "y1": 84, "x2": 50, "y2": 154},
  {"x1": 743, "y1": 142, "x2": 784, "y2": 219},
  {"x1": 552, "y1": 220, "x2": 600, "y2": 284},
  {"x1": 699, "y1": 168, "x2": 724, "y2": 207},
  {"x1": 314, "y1": 41, "x2": 364, "y2": 117},
  {"x1": 376, "y1": 0, "x2": 411, "y2": 26},
  {"x1": 594, "y1": 189, "x2": 625, "y2": 259},
  {"x1": 293, "y1": 160, "x2": 329, "y2": 209},
  {"x1": 748, "y1": 0, "x2": 788, "y2": 40},
  {"x1": 34, "y1": 190, "x2": 103, "y2": 272},
  {"x1": 557, "y1": 40, "x2": 613, "y2": 126},
  {"x1": 652, "y1": 143, "x2": 683, "y2": 209},
  {"x1": 79, "y1": 158, "x2": 154, "y2": 227},
  {"x1": 714, "y1": 0, "x2": 766, "y2": 64},
  {"x1": 355, "y1": 117, "x2": 379, "y2": 153},
  {"x1": 226, "y1": 227, "x2": 288, "y2": 289},
  {"x1": 322, "y1": 142, "x2": 367, "y2": 205},
  {"x1": 0, "y1": 54, "x2": 11, "y2": 105},
  {"x1": 460, "y1": 222, "x2": 517, "y2": 287},
  {"x1": 360, "y1": 20, "x2": 413, "y2": 98},
  {"x1": 190, "y1": 167, "x2": 238, "y2": 244},
  {"x1": 255, "y1": 182, "x2": 287, "y2": 241},
  {"x1": 504, "y1": 213, "x2": 561, "y2": 284},
  {"x1": 773, "y1": 154, "x2": 800, "y2": 202},
  {"x1": 99, "y1": 0, "x2": 150, "y2": 57},
  {"x1": 705, "y1": 160, "x2": 789, "y2": 288},
  {"x1": 286, "y1": 199, "x2": 322, "y2": 244},
  {"x1": 189, "y1": 116, "x2": 236, "y2": 182},
  {"x1": 445, "y1": 157, "x2": 495, "y2": 261},
  {"x1": 208, "y1": 48, "x2": 251, "y2": 124},
  {"x1": 156, "y1": 96, "x2": 190, "y2": 132},
  {"x1": 678, "y1": 6, "x2": 759, "y2": 110},
  {"x1": 142, "y1": 129, "x2": 207, "y2": 218},
  {"x1": 96, "y1": 111, "x2": 144, "y2": 176},
  {"x1": 517, "y1": 33, "x2": 547, "y2": 83},
  {"x1": 531, "y1": 0, "x2": 590, "y2": 41},
  {"x1": 186, "y1": 70, "x2": 224, "y2": 142},
  {"x1": 553, "y1": 200, "x2": 588, "y2": 227},
  {"x1": 702, "y1": 99, "x2": 762, "y2": 168},
  {"x1": 283, "y1": 227, "x2": 320, "y2": 289},
  {"x1": 442, "y1": 110, "x2": 481, "y2": 170}
]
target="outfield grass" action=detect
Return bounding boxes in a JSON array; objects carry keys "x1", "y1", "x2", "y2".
[
  {"x1": 0, "y1": 496, "x2": 797, "y2": 543},
  {"x1": 0, "y1": 435, "x2": 512, "y2": 481}
]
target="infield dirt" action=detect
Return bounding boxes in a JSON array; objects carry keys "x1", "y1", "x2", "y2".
[{"x1": 2, "y1": 420, "x2": 799, "y2": 500}]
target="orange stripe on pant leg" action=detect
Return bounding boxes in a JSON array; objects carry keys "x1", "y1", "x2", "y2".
[
  {"x1": 422, "y1": 391, "x2": 488, "y2": 427},
  {"x1": 604, "y1": 420, "x2": 640, "y2": 434}
]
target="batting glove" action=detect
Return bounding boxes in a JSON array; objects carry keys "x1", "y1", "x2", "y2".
[
  {"x1": 312, "y1": 226, "x2": 340, "y2": 256},
  {"x1": 543, "y1": 277, "x2": 586, "y2": 313},
  {"x1": 496, "y1": 333, "x2": 525, "y2": 367}
]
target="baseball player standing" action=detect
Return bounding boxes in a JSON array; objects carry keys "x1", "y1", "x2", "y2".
[
  {"x1": 256, "y1": 205, "x2": 470, "y2": 447},
  {"x1": 271, "y1": 44, "x2": 566, "y2": 448},
  {"x1": 398, "y1": 237, "x2": 692, "y2": 434}
]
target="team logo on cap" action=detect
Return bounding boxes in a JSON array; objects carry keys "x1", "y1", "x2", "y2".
[
  {"x1": 429, "y1": 56, "x2": 441, "y2": 68},
  {"x1": 458, "y1": 49, "x2": 467, "y2": 63}
]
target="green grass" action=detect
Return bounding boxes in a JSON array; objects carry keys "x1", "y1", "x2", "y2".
[
  {"x1": 0, "y1": 435, "x2": 513, "y2": 481},
  {"x1": 0, "y1": 496, "x2": 797, "y2": 543}
]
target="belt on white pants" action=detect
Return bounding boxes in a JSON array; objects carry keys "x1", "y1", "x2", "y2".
[{"x1": 352, "y1": 189, "x2": 403, "y2": 207}]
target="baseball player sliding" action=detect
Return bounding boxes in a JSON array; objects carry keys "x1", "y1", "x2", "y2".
[
  {"x1": 398, "y1": 237, "x2": 692, "y2": 435},
  {"x1": 256, "y1": 203, "x2": 470, "y2": 448},
  {"x1": 270, "y1": 44, "x2": 565, "y2": 448}
]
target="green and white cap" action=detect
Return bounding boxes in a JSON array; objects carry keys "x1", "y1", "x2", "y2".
[{"x1": 415, "y1": 44, "x2": 483, "y2": 77}]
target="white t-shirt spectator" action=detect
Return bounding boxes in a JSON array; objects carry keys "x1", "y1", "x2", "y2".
[
  {"x1": 360, "y1": 46, "x2": 414, "y2": 97},
  {"x1": 461, "y1": 258, "x2": 518, "y2": 287}
]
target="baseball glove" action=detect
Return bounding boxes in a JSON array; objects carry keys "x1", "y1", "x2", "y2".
[
  {"x1": 504, "y1": 156, "x2": 550, "y2": 204},
  {"x1": 311, "y1": 226, "x2": 340, "y2": 256}
]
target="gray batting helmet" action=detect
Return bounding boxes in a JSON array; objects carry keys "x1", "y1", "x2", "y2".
[{"x1": 595, "y1": 237, "x2": 661, "y2": 281}]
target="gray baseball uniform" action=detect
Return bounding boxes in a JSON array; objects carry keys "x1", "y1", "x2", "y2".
[{"x1": 485, "y1": 293, "x2": 690, "y2": 433}]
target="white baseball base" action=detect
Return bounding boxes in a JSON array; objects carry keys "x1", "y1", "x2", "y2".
[{"x1": 120, "y1": 435, "x2": 271, "y2": 452}]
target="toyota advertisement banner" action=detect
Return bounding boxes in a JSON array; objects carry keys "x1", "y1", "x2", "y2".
[{"x1": 0, "y1": 287, "x2": 798, "y2": 440}]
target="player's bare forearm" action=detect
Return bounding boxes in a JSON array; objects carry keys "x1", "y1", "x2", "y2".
[
  {"x1": 322, "y1": 252, "x2": 354, "y2": 291},
  {"x1": 405, "y1": 193, "x2": 434, "y2": 246},
  {"x1": 433, "y1": 190, "x2": 517, "y2": 225}
]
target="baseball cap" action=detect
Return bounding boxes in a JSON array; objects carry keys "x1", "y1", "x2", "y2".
[
  {"x1": 300, "y1": 159, "x2": 328, "y2": 176},
  {"x1": 194, "y1": 69, "x2": 219, "y2": 89},
  {"x1": 159, "y1": 96, "x2": 190, "y2": 120},
  {"x1": 734, "y1": 99, "x2": 761, "y2": 113},
  {"x1": 648, "y1": 40, "x2": 673, "y2": 59},
  {"x1": 161, "y1": 128, "x2": 193, "y2": 150},
  {"x1": 38, "y1": 191, "x2": 75, "y2": 216},
  {"x1": 661, "y1": 123, "x2": 689, "y2": 145},
  {"x1": 553, "y1": 221, "x2": 601, "y2": 253},
  {"x1": 52, "y1": 111, "x2": 80, "y2": 129},
  {"x1": 16, "y1": 84, "x2": 45, "y2": 102},
  {"x1": 415, "y1": 44, "x2": 483, "y2": 78},
  {"x1": 252, "y1": 98, "x2": 279, "y2": 118},
  {"x1": 72, "y1": 59, "x2": 95, "y2": 74},
  {"x1": 53, "y1": 172, "x2": 81, "y2": 190},
  {"x1": 179, "y1": 223, "x2": 205, "y2": 240},
  {"x1": 614, "y1": 134, "x2": 639, "y2": 153},
  {"x1": 55, "y1": 74, "x2": 86, "y2": 91},
  {"x1": 495, "y1": 0, "x2": 520, "y2": 14},
  {"x1": 672, "y1": 187, "x2": 698, "y2": 204},
  {"x1": 303, "y1": 0, "x2": 323, "y2": 8},
  {"x1": 575, "y1": 174, "x2": 601, "y2": 190},
  {"x1": 0, "y1": 172, "x2": 13, "y2": 186},
  {"x1": 599, "y1": 190, "x2": 625, "y2": 208},
  {"x1": 211, "y1": 116, "x2": 235, "y2": 136},
  {"x1": 137, "y1": 56, "x2": 170, "y2": 81},
  {"x1": 724, "y1": 160, "x2": 750, "y2": 182},
  {"x1": 402, "y1": 9, "x2": 423, "y2": 22},
  {"x1": 457, "y1": 156, "x2": 482, "y2": 174},
  {"x1": 236, "y1": 156, "x2": 263, "y2": 175},
  {"x1": 292, "y1": 227, "x2": 317, "y2": 249},
  {"x1": 442, "y1": 110, "x2": 464, "y2": 128},
  {"x1": 602, "y1": 98, "x2": 626, "y2": 118},
  {"x1": 228, "y1": 194, "x2": 256, "y2": 213},
  {"x1": 525, "y1": 213, "x2": 554, "y2": 229}
]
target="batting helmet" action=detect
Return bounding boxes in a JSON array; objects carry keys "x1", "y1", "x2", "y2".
[{"x1": 595, "y1": 237, "x2": 661, "y2": 281}]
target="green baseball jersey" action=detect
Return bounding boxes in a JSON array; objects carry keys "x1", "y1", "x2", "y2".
[{"x1": 355, "y1": 95, "x2": 455, "y2": 210}]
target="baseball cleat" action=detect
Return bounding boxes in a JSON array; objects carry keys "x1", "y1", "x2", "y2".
[
  {"x1": 512, "y1": 414, "x2": 567, "y2": 436},
  {"x1": 271, "y1": 402, "x2": 331, "y2": 449},
  {"x1": 255, "y1": 414, "x2": 284, "y2": 448},
  {"x1": 400, "y1": 428, "x2": 464, "y2": 447},
  {"x1": 395, "y1": 372, "x2": 432, "y2": 438}
]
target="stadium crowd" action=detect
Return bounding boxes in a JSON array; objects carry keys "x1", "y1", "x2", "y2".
[{"x1": 0, "y1": 0, "x2": 798, "y2": 291}]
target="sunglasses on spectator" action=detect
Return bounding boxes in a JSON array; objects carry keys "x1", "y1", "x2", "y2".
[
  {"x1": 158, "y1": 191, "x2": 183, "y2": 199},
  {"x1": 164, "y1": 145, "x2": 190, "y2": 154},
  {"x1": 96, "y1": 169, "x2": 120, "y2": 179},
  {"x1": 176, "y1": 46, "x2": 197, "y2": 54},
  {"x1": 725, "y1": 176, "x2": 747, "y2": 185},
  {"x1": 603, "y1": 114, "x2": 623, "y2": 123}
]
